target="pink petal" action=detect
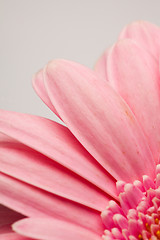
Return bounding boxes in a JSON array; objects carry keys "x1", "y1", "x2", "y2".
[
  {"x1": 0, "y1": 133, "x2": 112, "y2": 211},
  {"x1": 107, "y1": 39, "x2": 160, "y2": 163},
  {"x1": 94, "y1": 50, "x2": 109, "y2": 81},
  {"x1": 0, "y1": 233, "x2": 32, "y2": 240},
  {"x1": 0, "y1": 173, "x2": 104, "y2": 234},
  {"x1": 32, "y1": 70, "x2": 61, "y2": 118},
  {"x1": 119, "y1": 21, "x2": 160, "y2": 60},
  {"x1": 13, "y1": 217, "x2": 102, "y2": 240},
  {"x1": 44, "y1": 59, "x2": 155, "y2": 182},
  {"x1": 0, "y1": 110, "x2": 116, "y2": 200}
]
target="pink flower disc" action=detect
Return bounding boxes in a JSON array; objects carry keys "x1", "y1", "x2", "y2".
[{"x1": 101, "y1": 164, "x2": 160, "y2": 240}]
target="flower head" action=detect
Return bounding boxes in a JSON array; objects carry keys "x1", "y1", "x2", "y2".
[{"x1": 1, "y1": 21, "x2": 160, "y2": 240}]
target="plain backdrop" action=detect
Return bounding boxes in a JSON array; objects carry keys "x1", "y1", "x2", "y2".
[{"x1": 1, "y1": 0, "x2": 160, "y2": 123}]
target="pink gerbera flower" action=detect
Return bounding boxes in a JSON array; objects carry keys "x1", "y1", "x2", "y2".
[{"x1": 1, "y1": 21, "x2": 160, "y2": 240}]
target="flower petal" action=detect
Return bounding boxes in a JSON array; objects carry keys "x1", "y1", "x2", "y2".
[
  {"x1": 107, "y1": 39, "x2": 160, "y2": 162},
  {"x1": 0, "y1": 132, "x2": 112, "y2": 211},
  {"x1": 13, "y1": 217, "x2": 102, "y2": 240},
  {"x1": 0, "y1": 233, "x2": 32, "y2": 240},
  {"x1": 0, "y1": 232, "x2": 32, "y2": 240},
  {"x1": 94, "y1": 50, "x2": 109, "y2": 81},
  {"x1": 32, "y1": 70, "x2": 61, "y2": 118},
  {"x1": 119, "y1": 21, "x2": 160, "y2": 60},
  {"x1": 0, "y1": 110, "x2": 116, "y2": 199},
  {"x1": 44, "y1": 59, "x2": 155, "y2": 182},
  {"x1": 0, "y1": 173, "x2": 104, "y2": 234}
]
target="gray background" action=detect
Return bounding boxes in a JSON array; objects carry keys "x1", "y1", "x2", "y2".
[{"x1": 1, "y1": 0, "x2": 160, "y2": 123}]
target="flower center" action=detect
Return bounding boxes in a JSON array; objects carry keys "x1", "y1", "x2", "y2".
[{"x1": 101, "y1": 164, "x2": 160, "y2": 240}]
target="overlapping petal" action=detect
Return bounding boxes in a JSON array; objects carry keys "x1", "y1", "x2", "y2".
[
  {"x1": 32, "y1": 70, "x2": 61, "y2": 118},
  {"x1": 0, "y1": 132, "x2": 112, "y2": 210},
  {"x1": 119, "y1": 21, "x2": 160, "y2": 60},
  {"x1": 0, "y1": 173, "x2": 104, "y2": 234},
  {"x1": 43, "y1": 59, "x2": 155, "y2": 182},
  {"x1": 0, "y1": 110, "x2": 116, "y2": 200},
  {"x1": 0, "y1": 232, "x2": 32, "y2": 240},
  {"x1": 95, "y1": 21, "x2": 160, "y2": 82},
  {"x1": 107, "y1": 39, "x2": 160, "y2": 162},
  {"x1": 1, "y1": 20, "x2": 160, "y2": 240},
  {"x1": 94, "y1": 50, "x2": 109, "y2": 81},
  {"x1": 13, "y1": 217, "x2": 102, "y2": 240}
]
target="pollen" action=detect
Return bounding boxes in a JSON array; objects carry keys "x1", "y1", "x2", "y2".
[
  {"x1": 138, "y1": 234, "x2": 143, "y2": 240},
  {"x1": 156, "y1": 230, "x2": 160, "y2": 239},
  {"x1": 145, "y1": 222, "x2": 150, "y2": 231},
  {"x1": 155, "y1": 217, "x2": 159, "y2": 224}
]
